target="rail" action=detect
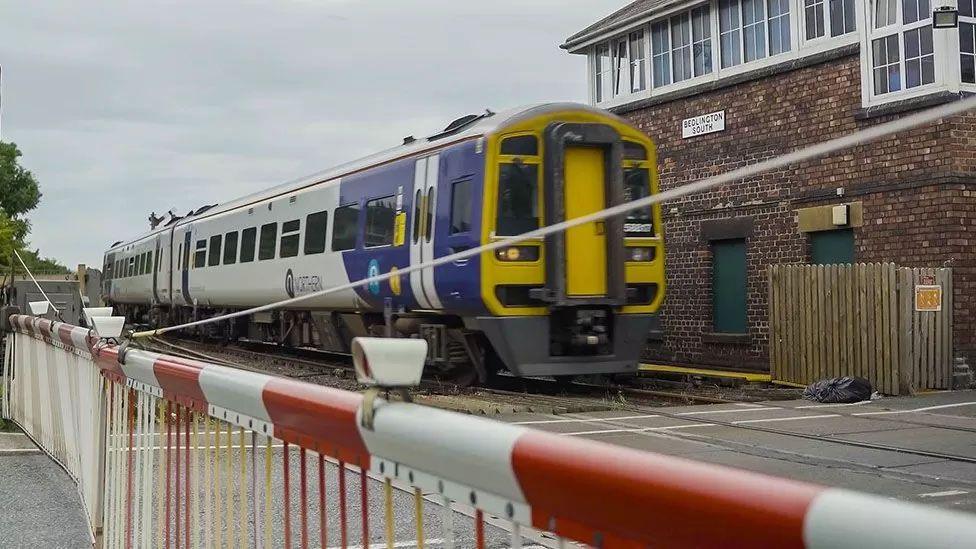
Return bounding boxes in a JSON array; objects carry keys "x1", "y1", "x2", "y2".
[{"x1": 4, "y1": 313, "x2": 976, "y2": 548}]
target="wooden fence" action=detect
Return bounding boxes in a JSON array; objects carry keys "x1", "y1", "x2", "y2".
[{"x1": 768, "y1": 263, "x2": 952, "y2": 395}]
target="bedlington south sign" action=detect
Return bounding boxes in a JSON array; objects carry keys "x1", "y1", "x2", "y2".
[{"x1": 682, "y1": 110, "x2": 726, "y2": 138}]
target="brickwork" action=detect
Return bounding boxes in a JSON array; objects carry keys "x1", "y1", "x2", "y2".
[{"x1": 621, "y1": 52, "x2": 976, "y2": 371}]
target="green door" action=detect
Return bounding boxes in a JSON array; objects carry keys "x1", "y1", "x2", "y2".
[
  {"x1": 712, "y1": 239, "x2": 748, "y2": 333},
  {"x1": 811, "y1": 229, "x2": 854, "y2": 265}
]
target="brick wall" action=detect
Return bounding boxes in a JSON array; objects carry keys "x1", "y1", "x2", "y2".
[{"x1": 620, "y1": 52, "x2": 976, "y2": 371}]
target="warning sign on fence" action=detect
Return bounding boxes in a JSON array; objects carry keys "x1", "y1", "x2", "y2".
[{"x1": 915, "y1": 285, "x2": 943, "y2": 312}]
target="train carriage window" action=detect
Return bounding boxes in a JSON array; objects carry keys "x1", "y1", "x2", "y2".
[
  {"x1": 128, "y1": 257, "x2": 135, "y2": 277},
  {"x1": 259, "y1": 223, "x2": 277, "y2": 260},
  {"x1": 500, "y1": 135, "x2": 538, "y2": 156},
  {"x1": 332, "y1": 204, "x2": 360, "y2": 251},
  {"x1": 365, "y1": 196, "x2": 396, "y2": 247},
  {"x1": 623, "y1": 167, "x2": 655, "y2": 236},
  {"x1": 139, "y1": 253, "x2": 146, "y2": 275},
  {"x1": 496, "y1": 163, "x2": 539, "y2": 236},
  {"x1": 208, "y1": 235, "x2": 222, "y2": 267},
  {"x1": 450, "y1": 180, "x2": 473, "y2": 234},
  {"x1": 223, "y1": 232, "x2": 238, "y2": 265},
  {"x1": 143, "y1": 252, "x2": 150, "y2": 274},
  {"x1": 412, "y1": 190, "x2": 422, "y2": 244},
  {"x1": 147, "y1": 251, "x2": 154, "y2": 274},
  {"x1": 280, "y1": 219, "x2": 300, "y2": 258},
  {"x1": 194, "y1": 240, "x2": 207, "y2": 269},
  {"x1": 304, "y1": 211, "x2": 328, "y2": 255},
  {"x1": 240, "y1": 228, "x2": 257, "y2": 263}
]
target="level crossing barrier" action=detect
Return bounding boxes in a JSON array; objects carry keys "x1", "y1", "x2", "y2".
[{"x1": 4, "y1": 313, "x2": 976, "y2": 548}]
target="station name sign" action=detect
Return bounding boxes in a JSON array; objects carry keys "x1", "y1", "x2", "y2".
[{"x1": 682, "y1": 110, "x2": 726, "y2": 139}]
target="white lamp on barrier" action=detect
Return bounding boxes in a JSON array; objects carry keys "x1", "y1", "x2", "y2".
[
  {"x1": 90, "y1": 316, "x2": 126, "y2": 340},
  {"x1": 82, "y1": 307, "x2": 113, "y2": 327},
  {"x1": 28, "y1": 301, "x2": 51, "y2": 317},
  {"x1": 352, "y1": 337, "x2": 427, "y2": 428}
]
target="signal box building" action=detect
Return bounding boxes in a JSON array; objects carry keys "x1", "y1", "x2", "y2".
[{"x1": 563, "y1": 0, "x2": 976, "y2": 372}]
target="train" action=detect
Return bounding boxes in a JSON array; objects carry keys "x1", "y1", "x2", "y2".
[{"x1": 102, "y1": 103, "x2": 665, "y2": 384}]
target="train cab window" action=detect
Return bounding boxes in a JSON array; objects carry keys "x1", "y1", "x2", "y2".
[
  {"x1": 194, "y1": 240, "x2": 207, "y2": 268},
  {"x1": 623, "y1": 167, "x2": 654, "y2": 236},
  {"x1": 223, "y1": 232, "x2": 238, "y2": 265},
  {"x1": 304, "y1": 211, "x2": 328, "y2": 255},
  {"x1": 624, "y1": 141, "x2": 648, "y2": 160},
  {"x1": 259, "y1": 223, "x2": 277, "y2": 260},
  {"x1": 412, "y1": 190, "x2": 422, "y2": 244},
  {"x1": 496, "y1": 163, "x2": 539, "y2": 236},
  {"x1": 208, "y1": 235, "x2": 222, "y2": 267},
  {"x1": 450, "y1": 179, "x2": 473, "y2": 234},
  {"x1": 240, "y1": 228, "x2": 257, "y2": 263},
  {"x1": 365, "y1": 196, "x2": 396, "y2": 247},
  {"x1": 500, "y1": 135, "x2": 538, "y2": 156},
  {"x1": 332, "y1": 204, "x2": 360, "y2": 251},
  {"x1": 280, "y1": 220, "x2": 300, "y2": 258}
]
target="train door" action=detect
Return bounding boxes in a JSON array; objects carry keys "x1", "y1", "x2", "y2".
[
  {"x1": 564, "y1": 147, "x2": 608, "y2": 296},
  {"x1": 409, "y1": 155, "x2": 443, "y2": 309},
  {"x1": 152, "y1": 236, "x2": 161, "y2": 304},
  {"x1": 181, "y1": 227, "x2": 192, "y2": 305}
]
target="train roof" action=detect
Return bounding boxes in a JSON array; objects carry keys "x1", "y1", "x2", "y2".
[{"x1": 106, "y1": 102, "x2": 619, "y2": 253}]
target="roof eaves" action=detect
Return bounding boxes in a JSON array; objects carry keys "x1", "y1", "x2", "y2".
[{"x1": 560, "y1": 0, "x2": 683, "y2": 52}]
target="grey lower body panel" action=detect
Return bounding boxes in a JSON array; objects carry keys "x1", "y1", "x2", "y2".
[{"x1": 474, "y1": 314, "x2": 655, "y2": 377}]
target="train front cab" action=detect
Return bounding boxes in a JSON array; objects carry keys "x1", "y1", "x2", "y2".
[{"x1": 477, "y1": 109, "x2": 665, "y2": 377}]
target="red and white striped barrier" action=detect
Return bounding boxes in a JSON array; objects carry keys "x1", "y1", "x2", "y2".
[{"x1": 5, "y1": 313, "x2": 976, "y2": 548}]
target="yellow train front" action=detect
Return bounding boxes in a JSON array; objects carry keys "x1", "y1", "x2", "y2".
[{"x1": 472, "y1": 103, "x2": 665, "y2": 377}]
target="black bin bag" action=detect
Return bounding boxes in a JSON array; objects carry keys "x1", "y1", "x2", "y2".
[{"x1": 802, "y1": 376, "x2": 872, "y2": 403}]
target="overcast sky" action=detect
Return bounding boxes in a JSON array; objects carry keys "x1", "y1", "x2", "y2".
[{"x1": 0, "y1": 0, "x2": 622, "y2": 268}]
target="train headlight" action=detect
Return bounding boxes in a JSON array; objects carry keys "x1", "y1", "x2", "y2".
[
  {"x1": 627, "y1": 246, "x2": 656, "y2": 262},
  {"x1": 495, "y1": 246, "x2": 540, "y2": 262}
]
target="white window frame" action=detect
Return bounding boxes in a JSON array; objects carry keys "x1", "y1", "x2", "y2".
[
  {"x1": 961, "y1": 1, "x2": 976, "y2": 89},
  {"x1": 803, "y1": 0, "x2": 859, "y2": 43},
  {"x1": 584, "y1": 0, "x2": 861, "y2": 110},
  {"x1": 612, "y1": 38, "x2": 632, "y2": 97},
  {"x1": 860, "y1": 0, "x2": 955, "y2": 107},
  {"x1": 629, "y1": 29, "x2": 649, "y2": 92}
]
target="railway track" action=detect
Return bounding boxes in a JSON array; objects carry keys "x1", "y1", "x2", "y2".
[
  {"x1": 137, "y1": 335, "x2": 709, "y2": 412},
  {"x1": 137, "y1": 334, "x2": 976, "y2": 471}
]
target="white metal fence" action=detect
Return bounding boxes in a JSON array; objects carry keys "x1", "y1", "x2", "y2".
[{"x1": 5, "y1": 314, "x2": 976, "y2": 548}]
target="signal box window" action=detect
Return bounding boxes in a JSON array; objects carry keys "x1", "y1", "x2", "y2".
[
  {"x1": 304, "y1": 211, "x2": 328, "y2": 255},
  {"x1": 365, "y1": 196, "x2": 396, "y2": 247},
  {"x1": 208, "y1": 235, "x2": 222, "y2": 267},
  {"x1": 450, "y1": 179, "x2": 473, "y2": 234},
  {"x1": 280, "y1": 219, "x2": 301, "y2": 258},
  {"x1": 332, "y1": 204, "x2": 360, "y2": 251},
  {"x1": 224, "y1": 232, "x2": 238, "y2": 265},
  {"x1": 240, "y1": 228, "x2": 257, "y2": 263},
  {"x1": 194, "y1": 240, "x2": 207, "y2": 269},
  {"x1": 711, "y1": 239, "x2": 748, "y2": 334},
  {"x1": 496, "y1": 163, "x2": 539, "y2": 236},
  {"x1": 259, "y1": 223, "x2": 277, "y2": 260}
]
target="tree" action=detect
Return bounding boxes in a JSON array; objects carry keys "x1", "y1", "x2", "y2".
[{"x1": 0, "y1": 141, "x2": 42, "y2": 239}]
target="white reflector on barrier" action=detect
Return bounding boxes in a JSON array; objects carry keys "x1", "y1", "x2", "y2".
[
  {"x1": 90, "y1": 316, "x2": 125, "y2": 338},
  {"x1": 352, "y1": 337, "x2": 426, "y2": 387},
  {"x1": 28, "y1": 301, "x2": 51, "y2": 316},
  {"x1": 82, "y1": 307, "x2": 113, "y2": 326}
]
